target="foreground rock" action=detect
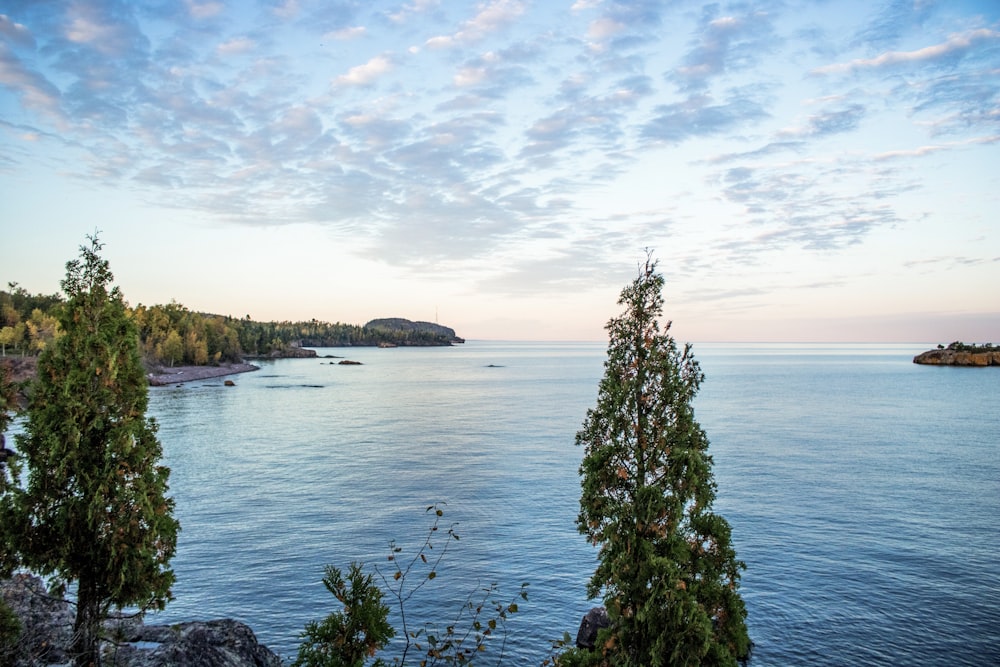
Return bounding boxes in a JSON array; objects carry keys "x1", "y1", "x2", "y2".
[
  {"x1": 913, "y1": 347, "x2": 1000, "y2": 366},
  {"x1": 106, "y1": 619, "x2": 282, "y2": 667},
  {"x1": 1, "y1": 574, "x2": 281, "y2": 667}
]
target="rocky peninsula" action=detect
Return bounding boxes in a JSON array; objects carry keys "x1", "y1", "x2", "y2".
[
  {"x1": 146, "y1": 363, "x2": 261, "y2": 386},
  {"x1": 913, "y1": 342, "x2": 999, "y2": 366}
]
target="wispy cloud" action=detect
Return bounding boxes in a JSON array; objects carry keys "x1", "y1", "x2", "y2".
[
  {"x1": 217, "y1": 37, "x2": 256, "y2": 56},
  {"x1": 426, "y1": 0, "x2": 525, "y2": 49},
  {"x1": 874, "y1": 135, "x2": 1000, "y2": 160},
  {"x1": 0, "y1": 44, "x2": 64, "y2": 122},
  {"x1": 1, "y1": 0, "x2": 998, "y2": 326},
  {"x1": 673, "y1": 10, "x2": 776, "y2": 91},
  {"x1": 0, "y1": 13, "x2": 35, "y2": 48},
  {"x1": 185, "y1": 0, "x2": 224, "y2": 21},
  {"x1": 642, "y1": 91, "x2": 769, "y2": 143},
  {"x1": 325, "y1": 26, "x2": 366, "y2": 41},
  {"x1": 813, "y1": 29, "x2": 1000, "y2": 75}
]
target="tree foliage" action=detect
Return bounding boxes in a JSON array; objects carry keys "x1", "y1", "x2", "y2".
[
  {"x1": 0, "y1": 363, "x2": 21, "y2": 661},
  {"x1": 1, "y1": 284, "x2": 459, "y2": 368},
  {"x1": 298, "y1": 505, "x2": 527, "y2": 667},
  {"x1": 572, "y1": 257, "x2": 749, "y2": 666},
  {"x1": 4, "y1": 236, "x2": 180, "y2": 667},
  {"x1": 294, "y1": 562, "x2": 395, "y2": 667}
]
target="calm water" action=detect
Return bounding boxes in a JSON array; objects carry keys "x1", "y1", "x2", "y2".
[{"x1": 20, "y1": 341, "x2": 1000, "y2": 665}]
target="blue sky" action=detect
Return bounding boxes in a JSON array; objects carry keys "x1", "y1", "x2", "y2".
[{"x1": 1, "y1": 0, "x2": 998, "y2": 342}]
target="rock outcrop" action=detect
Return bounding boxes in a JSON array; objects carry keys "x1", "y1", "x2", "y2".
[
  {"x1": 106, "y1": 619, "x2": 282, "y2": 667},
  {"x1": 1, "y1": 573, "x2": 75, "y2": 666},
  {"x1": 1, "y1": 574, "x2": 281, "y2": 667},
  {"x1": 913, "y1": 348, "x2": 1000, "y2": 366}
]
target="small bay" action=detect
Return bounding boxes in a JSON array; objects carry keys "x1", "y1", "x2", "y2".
[{"x1": 132, "y1": 342, "x2": 999, "y2": 664}]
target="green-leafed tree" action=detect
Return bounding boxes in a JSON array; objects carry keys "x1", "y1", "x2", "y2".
[
  {"x1": 7, "y1": 235, "x2": 179, "y2": 667},
  {"x1": 572, "y1": 257, "x2": 749, "y2": 667},
  {"x1": 293, "y1": 562, "x2": 395, "y2": 667}
]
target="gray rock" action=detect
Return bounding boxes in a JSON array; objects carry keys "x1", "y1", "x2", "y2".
[
  {"x1": 575, "y1": 606, "x2": 610, "y2": 650},
  {"x1": 1, "y1": 573, "x2": 75, "y2": 666},
  {"x1": 1, "y1": 575, "x2": 281, "y2": 667},
  {"x1": 109, "y1": 619, "x2": 282, "y2": 667}
]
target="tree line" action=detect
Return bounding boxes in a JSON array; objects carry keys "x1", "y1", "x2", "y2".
[
  {"x1": 1, "y1": 285, "x2": 458, "y2": 368},
  {"x1": 1, "y1": 239, "x2": 749, "y2": 666}
]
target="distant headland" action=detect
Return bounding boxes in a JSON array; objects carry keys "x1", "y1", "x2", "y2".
[
  {"x1": 1, "y1": 278, "x2": 468, "y2": 389},
  {"x1": 364, "y1": 318, "x2": 465, "y2": 345},
  {"x1": 913, "y1": 342, "x2": 999, "y2": 366}
]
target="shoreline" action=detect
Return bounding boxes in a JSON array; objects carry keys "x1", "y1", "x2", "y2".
[{"x1": 146, "y1": 363, "x2": 260, "y2": 386}]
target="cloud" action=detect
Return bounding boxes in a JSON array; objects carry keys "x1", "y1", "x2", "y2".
[
  {"x1": 217, "y1": 37, "x2": 256, "y2": 56},
  {"x1": 874, "y1": 135, "x2": 1000, "y2": 161},
  {"x1": 903, "y1": 255, "x2": 1000, "y2": 274},
  {"x1": 61, "y1": 2, "x2": 149, "y2": 57},
  {"x1": 710, "y1": 157, "x2": 909, "y2": 258},
  {"x1": 779, "y1": 104, "x2": 867, "y2": 138},
  {"x1": 335, "y1": 54, "x2": 394, "y2": 86},
  {"x1": 813, "y1": 29, "x2": 1000, "y2": 75},
  {"x1": 588, "y1": 17, "x2": 624, "y2": 41},
  {"x1": 0, "y1": 14, "x2": 35, "y2": 48},
  {"x1": 425, "y1": 0, "x2": 525, "y2": 49},
  {"x1": 704, "y1": 141, "x2": 806, "y2": 164},
  {"x1": 673, "y1": 10, "x2": 777, "y2": 91},
  {"x1": 273, "y1": 0, "x2": 301, "y2": 20},
  {"x1": 0, "y1": 43, "x2": 64, "y2": 121},
  {"x1": 325, "y1": 26, "x2": 366, "y2": 41},
  {"x1": 185, "y1": 0, "x2": 225, "y2": 20},
  {"x1": 448, "y1": 47, "x2": 535, "y2": 98},
  {"x1": 387, "y1": 0, "x2": 441, "y2": 24},
  {"x1": 642, "y1": 92, "x2": 769, "y2": 143}
]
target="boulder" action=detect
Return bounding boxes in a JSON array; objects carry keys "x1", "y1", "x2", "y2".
[
  {"x1": 1, "y1": 575, "x2": 281, "y2": 667},
  {"x1": 1, "y1": 573, "x2": 75, "y2": 666},
  {"x1": 109, "y1": 619, "x2": 282, "y2": 667},
  {"x1": 575, "y1": 606, "x2": 610, "y2": 650}
]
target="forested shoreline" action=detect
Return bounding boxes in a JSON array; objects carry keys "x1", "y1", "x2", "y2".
[{"x1": 0, "y1": 284, "x2": 460, "y2": 370}]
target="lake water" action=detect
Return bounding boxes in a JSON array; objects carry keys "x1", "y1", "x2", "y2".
[{"x1": 15, "y1": 341, "x2": 999, "y2": 665}]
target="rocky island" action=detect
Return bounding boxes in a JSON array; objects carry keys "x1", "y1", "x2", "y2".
[{"x1": 913, "y1": 342, "x2": 999, "y2": 366}]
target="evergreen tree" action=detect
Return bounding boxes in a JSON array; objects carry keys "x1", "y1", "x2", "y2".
[
  {"x1": 8, "y1": 236, "x2": 179, "y2": 667},
  {"x1": 0, "y1": 360, "x2": 20, "y2": 576},
  {"x1": 575, "y1": 257, "x2": 749, "y2": 666}
]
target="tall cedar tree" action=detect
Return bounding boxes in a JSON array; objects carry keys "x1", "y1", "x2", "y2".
[
  {"x1": 576, "y1": 258, "x2": 749, "y2": 666},
  {"x1": 9, "y1": 236, "x2": 179, "y2": 667},
  {"x1": 1, "y1": 361, "x2": 18, "y2": 575}
]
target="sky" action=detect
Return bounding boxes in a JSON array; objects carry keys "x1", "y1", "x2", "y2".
[{"x1": 1, "y1": 0, "x2": 998, "y2": 342}]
